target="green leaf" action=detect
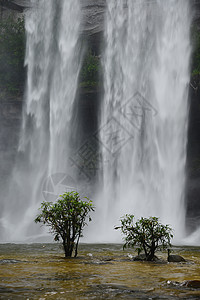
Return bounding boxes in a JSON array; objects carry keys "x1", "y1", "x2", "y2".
[
  {"x1": 115, "y1": 215, "x2": 173, "y2": 261},
  {"x1": 35, "y1": 191, "x2": 94, "y2": 258}
]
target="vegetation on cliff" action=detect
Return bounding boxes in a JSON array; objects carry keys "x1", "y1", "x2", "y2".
[
  {"x1": 191, "y1": 26, "x2": 200, "y2": 90},
  {"x1": 80, "y1": 50, "x2": 100, "y2": 88},
  {"x1": 1, "y1": 15, "x2": 200, "y2": 95},
  {"x1": 0, "y1": 14, "x2": 25, "y2": 96}
]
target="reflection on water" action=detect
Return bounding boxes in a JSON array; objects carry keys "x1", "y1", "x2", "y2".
[{"x1": 0, "y1": 244, "x2": 199, "y2": 299}]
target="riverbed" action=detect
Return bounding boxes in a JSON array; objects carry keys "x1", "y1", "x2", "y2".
[{"x1": 0, "y1": 244, "x2": 199, "y2": 299}]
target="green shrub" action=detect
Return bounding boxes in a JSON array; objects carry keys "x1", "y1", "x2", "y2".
[
  {"x1": 115, "y1": 215, "x2": 173, "y2": 261},
  {"x1": 80, "y1": 50, "x2": 100, "y2": 87},
  {"x1": 35, "y1": 191, "x2": 94, "y2": 258}
]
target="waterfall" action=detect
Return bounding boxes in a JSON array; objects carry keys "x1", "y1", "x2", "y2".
[
  {"x1": 95, "y1": 0, "x2": 191, "y2": 242},
  {"x1": 0, "y1": 0, "x2": 82, "y2": 241},
  {"x1": 0, "y1": 0, "x2": 193, "y2": 243}
]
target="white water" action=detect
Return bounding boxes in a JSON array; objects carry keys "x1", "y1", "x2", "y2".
[
  {"x1": 94, "y1": 0, "x2": 192, "y2": 243},
  {"x1": 0, "y1": 0, "x2": 82, "y2": 241},
  {"x1": 0, "y1": 0, "x2": 194, "y2": 244}
]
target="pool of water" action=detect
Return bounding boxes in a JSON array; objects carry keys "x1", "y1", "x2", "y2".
[{"x1": 0, "y1": 244, "x2": 199, "y2": 299}]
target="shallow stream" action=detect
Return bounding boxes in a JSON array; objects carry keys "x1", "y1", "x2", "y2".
[{"x1": 0, "y1": 244, "x2": 199, "y2": 299}]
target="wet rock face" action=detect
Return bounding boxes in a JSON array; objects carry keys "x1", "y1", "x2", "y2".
[
  {"x1": 186, "y1": 0, "x2": 200, "y2": 233},
  {"x1": 0, "y1": 0, "x2": 29, "y2": 12},
  {"x1": 81, "y1": 0, "x2": 105, "y2": 35},
  {"x1": 12, "y1": 0, "x2": 28, "y2": 7},
  {"x1": 186, "y1": 91, "x2": 200, "y2": 231},
  {"x1": 3, "y1": 0, "x2": 200, "y2": 55},
  {"x1": 1, "y1": 0, "x2": 106, "y2": 34},
  {"x1": 2, "y1": 0, "x2": 200, "y2": 30},
  {"x1": 81, "y1": 0, "x2": 106, "y2": 55},
  {"x1": 194, "y1": 0, "x2": 200, "y2": 27}
]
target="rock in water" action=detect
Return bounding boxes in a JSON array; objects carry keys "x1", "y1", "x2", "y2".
[
  {"x1": 167, "y1": 249, "x2": 186, "y2": 262},
  {"x1": 181, "y1": 280, "x2": 200, "y2": 289},
  {"x1": 133, "y1": 254, "x2": 159, "y2": 261}
]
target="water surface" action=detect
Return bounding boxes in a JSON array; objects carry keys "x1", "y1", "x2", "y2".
[{"x1": 0, "y1": 244, "x2": 199, "y2": 299}]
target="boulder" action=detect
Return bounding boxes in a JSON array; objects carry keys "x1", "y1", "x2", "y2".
[
  {"x1": 167, "y1": 254, "x2": 186, "y2": 263},
  {"x1": 133, "y1": 254, "x2": 159, "y2": 261},
  {"x1": 167, "y1": 249, "x2": 186, "y2": 262},
  {"x1": 133, "y1": 254, "x2": 147, "y2": 261},
  {"x1": 181, "y1": 280, "x2": 200, "y2": 289}
]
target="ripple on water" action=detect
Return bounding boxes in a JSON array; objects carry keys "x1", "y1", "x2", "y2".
[{"x1": 0, "y1": 244, "x2": 199, "y2": 299}]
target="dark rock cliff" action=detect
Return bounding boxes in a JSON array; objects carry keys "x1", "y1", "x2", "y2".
[{"x1": 186, "y1": 0, "x2": 200, "y2": 233}]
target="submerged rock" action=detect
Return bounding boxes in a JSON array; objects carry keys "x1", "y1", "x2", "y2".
[
  {"x1": 133, "y1": 254, "x2": 147, "y2": 261},
  {"x1": 133, "y1": 254, "x2": 159, "y2": 261},
  {"x1": 181, "y1": 280, "x2": 200, "y2": 289},
  {"x1": 168, "y1": 280, "x2": 200, "y2": 289}
]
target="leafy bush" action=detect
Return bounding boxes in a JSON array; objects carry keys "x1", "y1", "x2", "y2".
[
  {"x1": 0, "y1": 15, "x2": 25, "y2": 95},
  {"x1": 80, "y1": 51, "x2": 100, "y2": 87},
  {"x1": 191, "y1": 26, "x2": 200, "y2": 90},
  {"x1": 35, "y1": 191, "x2": 94, "y2": 257},
  {"x1": 192, "y1": 26, "x2": 200, "y2": 77},
  {"x1": 115, "y1": 215, "x2": 173, "y2": 261}
]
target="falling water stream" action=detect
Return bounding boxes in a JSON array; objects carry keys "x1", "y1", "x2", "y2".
[
  {"x1": 0, "y1": 0, "x2": 195, "y2": 244},
  {"x1": 95, "y1": 0, "x2": 192, "y2": 242},
  {"x1": 0, "y1": 0, "x2": 82, "y2": 241}
]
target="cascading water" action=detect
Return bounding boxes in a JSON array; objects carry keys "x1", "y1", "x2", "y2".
[
  {"x1": 95, "y1": 0, "x2": 192, "y2": 242},
  {"x1": 0, "y1": 0, "x2": 194, "y2": 244},
  {"x1": 0, "y1": 0, "x2": 82, "y2": 241}
]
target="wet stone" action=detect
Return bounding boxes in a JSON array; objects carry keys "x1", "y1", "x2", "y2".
[{"x1": 181, "y1": 280, "x2": 200, "y2": 289}]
